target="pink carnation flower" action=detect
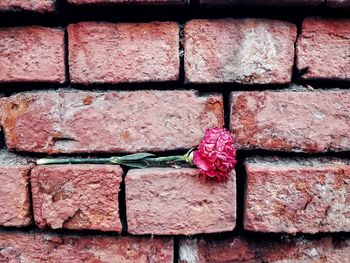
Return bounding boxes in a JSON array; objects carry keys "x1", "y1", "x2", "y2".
[{"x1": 193, "y1": 127, "x2": 237, "y2": 182}]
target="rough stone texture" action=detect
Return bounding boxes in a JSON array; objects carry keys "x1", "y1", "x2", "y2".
[
  {"x1": 230, "y1": 89, "x2": 350, "y2": 153},
  {"x1": 327, "y1": 0, "x2": 350, "y2": 7},
  {"x1": 31, "y1": 165, "x2": 123, "y2": 231},
  {"x1": 0, "y1": 150, "x2": 32, "y2": 227},
  {"x1": 179, "y1": 236, "x2": 350, "y2": 263},
  {"x1": 244, "y1": 157, "x2": 350, "y2": 234},
  {"x1": 126, "y1": 168, "x2": 236, "y2": 235},
  {"x1": 1, "y1": 90, "x2": 223, "y2": 153},
  {"x1": 297, "y1": 17, "x2": 350, "y2": 81},
  {"x1": 184, "y1": 19, "x2": 297, "y2": 84},
  {"x1": 0, "y1": 231, "x2": 174, "y2": 263},
  {"x1": 200, "y1": 0, "x2": 323, "y2": 6},
  {"x1": 0, "y1": 0, "x2": 56, "y2": 12},
  {"x1": 68, "y1": 0, "x2": 186, "y2": 5},
  {"x1": 0, "y1": 27, "x2": 65, "y2": 83},
  {"x1": 68, "y1": 22, "x2": 179, "y2": 84}
]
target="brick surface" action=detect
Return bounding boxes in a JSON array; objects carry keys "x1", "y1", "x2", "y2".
[
  {"x1": 126, "y1": 168, "x2": 236, "y2": 235},
  {"x1": 0, "y1": 231, "x2": 173, "y2": 263},
  {"x1": 68, "y1": 0, "x2": 186, "y2": 4},
  {"x1": 0, "y1": 0, "x2": 56, "y2": 12},
  {"x1": 327, "y1": 0, "x2": 350, "y2": 7},
  {"x1": 297, "y1": 17, "x2": 350, "y2": 81},
  {"x1": 244, "y1": 157, "x2": 350, "y2": 234},
  {"x1": 31, "y1": 165, "x2": 123, "y2": 231},
  {"x1": 68, "y1": 22, "x2": 179, "y2": 84},
  {"x1": 184, "y1": 19, "x2": 296, "y2": 84},
  {"x1": 0, "y1": 27, "x2": 65, "y2": 83},
  {"x1": 0, "y1": 150, "x2": 32, "y2": 227},
  {"x1": 200, "y1": 0, "x2": 323, "y2": 6},
  {"x1": 230, "y1": 89, "x2": 350, "y2": 153},
  {"x1": 1, "y1": 90, "x2": 223, "y2": 153},
  {"x1": 179, "y1": 236, "x2": 350, "y2": 263}
]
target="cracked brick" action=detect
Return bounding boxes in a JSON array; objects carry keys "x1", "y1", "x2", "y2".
[
  {"x1": 126, "y1": 168, "x2": 236, "y2": 235},
  {"x1": 31, "y1": 165, "x2": 123, "y2": 232},
  {"x1": 1, "y1": 90, "x2": 223, "y2": 153},
  {"x1": 184, "y1": 19, "x2": 296, "y2": 84},
  {"x1": 0, "y1": 150, "x2": 32, "y2": 227},
  {"x1": 0, "y1": 231, "x2": 173, "y2": 262},
  {"x1": 179, "y1": 236, "x2": 350, "y2": 263},
  {"x1": 0, "y1": 26, "x2": 65, "y2": 83},
  {"x1": 244, "y1": 157, "x2": 350, "y2": 234},
  {"x1": 0, "y1": 0, "x2": 57, "y2": 12},
  {"x1": 68, "y1": 22, "x2": 179, "y2": 84},
  {"x1": 296, "y1": 17, "x2": 350, "y2": 81},
  {"x1": 230, "y1": 89, "x2": 350, "y2": 153}
]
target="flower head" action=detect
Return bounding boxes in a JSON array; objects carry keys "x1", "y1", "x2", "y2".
[{"x1": 192, "y1": 127, "x2": 236, "y2": 182}]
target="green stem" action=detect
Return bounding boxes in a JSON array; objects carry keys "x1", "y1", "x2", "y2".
[
  {"x1": 36, "y1": 158, "x2": 112, "y2": 165},
  {"x1": 145, "y1": 155, "x2": 185, "y2": 163},
  {"x1": 36, "y1": 150, "x2": 195, "y2": 168}
]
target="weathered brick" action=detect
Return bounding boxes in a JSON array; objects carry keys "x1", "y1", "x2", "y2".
[
  {"x1": 230, "y1": 89, "x2": 350, "y2": 153},
  {"x1": 327, "y1": 0, "x2": 350, "y2": 7},
  {"x1": 0, "y1": 27, "x2": 65, "y2": 83},
  {"x1": 68, "y1": 22, "x2": 179, "y2": 84},
  {"x1": 0, "y1": 0, "x2": 56, "y2": 12},
  {"x1": 179, "y1": 236, "x2": 350, "y2": 263},
  {"x1": 200, "y1": 0, "x2": 323, "y2": 6},
  {"x1": 0, "y1": 231, "x2": 173, "y2": 262},
  {"x1": 184, "y1": 19, "x2": 296, "y2": 84},
  {"x1": 0, "y1": 150, "x2": 32, "y2": 227},
  {"x1": 244, "y1": 157, "x2": 350, "y2": 234},
  {"x1": 297, "y1": 17, "x2": 350, "y2": 81},
  {"x1": 31, "y1": 165, "x2": 123, "y2": 231},
  {"x1": 126, "y1": 168, "x2": 236, "y2": 235},
  {"x1": 68, "y1": 0, "x2": 186, "y2": 5},
  {"x1": 1, "y1": 90, "x2": 223, "y2": 153}
]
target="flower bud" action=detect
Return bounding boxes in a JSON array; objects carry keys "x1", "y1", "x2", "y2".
[{"x1": 193, "y1": 127, "x2": 237, "y2": 182}]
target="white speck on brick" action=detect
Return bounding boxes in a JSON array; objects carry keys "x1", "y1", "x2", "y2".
[{"x1": 179, "y1": 240, "x2": 199, "y2": 263}]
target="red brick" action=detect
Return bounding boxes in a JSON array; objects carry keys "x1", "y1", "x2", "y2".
[
  {"x1": 68, "y1": 22, "x2": 179, "y2": 84},
  {"x1": 31, "y1": 165, "x2": 123, "y2": 231},
  {"x1": 0, "y1": 0, "x2": 56, "y2": 12},
  {"x1": 327, "y1": 0, "x2": 350, "y2": 7},
  {"x1": 244, "y1": 157, "x2": 350, "y2": 234},
  {"x1": 179, "y1": 236, "x2": 350, "y2": 263},
  {"x1": 0, "y1": 231, "x2": 173, "y2": 262},
  {"x1": 0, "y1": 27, "x2": 65, "y2": 83},
  {"x1": 230, "y1": 89, "x2": 350, "y2": 153},
  {"x1": 0, "y1": 150, "x2": 32, "y2": 227},
  {"x1": 297, "y1": 17, "x2": 350, "y2": 81},
  {"x1": 200, "y1": 0, "x2": 323, "y2": 6},
  {"x1": 68, "y1": 0, "x2": 186, "y2": 5},
  {"x1": 126, "y1": 168, "x2": 236, "y2": 235},
  {"x1": 1, "y1": 90, "x2": 223, "y2": 153},
  {"x1": 184, "y1": 19, "x2": 296, "y2": 84}
]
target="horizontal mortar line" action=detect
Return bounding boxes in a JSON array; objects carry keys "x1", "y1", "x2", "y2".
[
  {"x1": 0, "y1": 147, "x2": 349, "y2": 161},
  {"x1": 1, "y1": 83, "x2": 350, "y2": 97},
  {"x1": 0, "y1": 225, "x2": 348, "y2": 239},
  {"x1": 0, "y1": 11, "x2": 350, "y2": 28}
]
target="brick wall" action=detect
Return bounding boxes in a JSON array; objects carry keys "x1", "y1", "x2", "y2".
[{"x1": 0, "y1": 0, "x2": 349, "y2": 262}]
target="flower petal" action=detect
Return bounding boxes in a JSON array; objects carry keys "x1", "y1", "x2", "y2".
[{"x1": 193, "y1": 151, "x2": 211, "y2": 171}]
